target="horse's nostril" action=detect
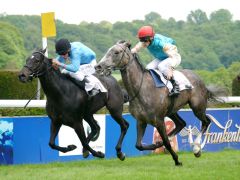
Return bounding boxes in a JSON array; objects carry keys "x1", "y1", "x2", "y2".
[
  {"x1": 18, "y1": 74, "x2": 26, "y2": 82},
  {"x1": 95, "y1": 65, "x2": 102, "y2": 73},
  {"x1": 95, "y1": 65, "x2": 101, "y2": 70}
]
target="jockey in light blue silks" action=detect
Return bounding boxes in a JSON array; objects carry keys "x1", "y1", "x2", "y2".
[
  {"x1": 131, "y1": 26, "x2": 181, "y2": 96},
  {"x1": 52, "y1": 38, "x2": 106, "y2": 97}
]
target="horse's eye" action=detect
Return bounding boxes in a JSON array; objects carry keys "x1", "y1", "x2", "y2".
[
  {"x1": 35, "y1": 58, "x2": 40, "y2": 63},
  {"x1": 114, "y1": 51, "x2": 120, "y2": 55}
]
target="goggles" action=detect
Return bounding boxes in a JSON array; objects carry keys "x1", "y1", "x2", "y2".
[{"x1": 139, "y1": 37, "x2": 151, "y2": 42}]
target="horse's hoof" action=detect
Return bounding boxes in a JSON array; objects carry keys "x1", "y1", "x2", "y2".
[
  {"x1": 194, "y1": 151, "x2": 201, "y2": 158},
  {"x1": 83, "y1": 150, "x2": 90, "y2": 158},
  {"x1": 97, "y1": 151, "x2": 105, "y2": 158},
  {"x1": 67, "y1": 145, "x2": 77, "y2": 151},
  {"x1": 117, "y1": 152, "x2": 126, "y2": 161},
  {"x1": 175, "y1": 162, "x2": 183, "y2": 166}
]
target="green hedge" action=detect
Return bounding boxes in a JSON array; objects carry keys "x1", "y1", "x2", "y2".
[
  {"x1": 0, "y1": 70, "x2": 44, "y2": 99},
  {"x1": 0, "y1": 105, "x2": 130, "y2": 117}
]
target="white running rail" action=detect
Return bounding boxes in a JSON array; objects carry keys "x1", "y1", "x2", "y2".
[{"x1": 0, "y1": 97, "x2": 240, "y2": 108}]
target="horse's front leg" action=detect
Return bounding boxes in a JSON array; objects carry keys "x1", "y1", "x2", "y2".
[
  {"x1": 135, "y1": 121, "x2": 163, "y2": 151},
  {"x1": 74, "y1": 121, "x2": 104, "y2": 158},
  {"x1": 110, "y1": 113, "x2": 129, "y2": 161},
  {"x1": 156, "y1": 120, "x2": 182, "y2": 166},
  {"x1": 48, "y1": 121, "x2": 77, "y2": 153}
]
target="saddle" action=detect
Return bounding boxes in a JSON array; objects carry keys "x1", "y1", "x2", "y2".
[{"x1": 149, "y1": 69, "x2": 193, "y2": 92}]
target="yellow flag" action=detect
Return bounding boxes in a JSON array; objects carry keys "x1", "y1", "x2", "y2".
[{"x1": 41, "y1": 12, "x2": 56, "y2": 37}]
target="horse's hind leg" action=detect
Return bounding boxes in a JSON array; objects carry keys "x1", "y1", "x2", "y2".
[
  {"x1": 82, "y1": 115, "x2": 100, "y2": 158},
  {"x1": 168, "y1": 113, "x2": 186, "y2": 137},
  {"x1": 190, "y1": 103, "x2": 211, "y2": 157},
  {"x1": 156, "y1": 119, "x2": 182, "y2": 166},
  {"x1": 49, "y1": 121, "x2": 77, "y2": 153},
  {"x1": 74, "y1": 121, "x2": 105, "y2": 158},
  {"x1": 108, "y1": 108, "x2": 129, "y2": 161}
]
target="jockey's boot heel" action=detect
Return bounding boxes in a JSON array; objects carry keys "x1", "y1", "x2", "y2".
[{"x1": 169, "y1": 78, "x2": 180, "y2": 96}]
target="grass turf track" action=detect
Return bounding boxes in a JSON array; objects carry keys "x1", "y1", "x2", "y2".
[{"x1": 0, "y1": 149, "x2": 239, "y2": 180}]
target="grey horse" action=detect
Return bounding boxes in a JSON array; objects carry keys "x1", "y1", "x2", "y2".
[{"x1": 95, "y1": 41, "x2": 225, "y2": 166}]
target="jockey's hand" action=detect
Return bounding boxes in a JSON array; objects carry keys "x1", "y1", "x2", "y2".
[
  {"x1": 52, "y1": 59, "x2": 61, "y2": 70},
  {"x1": 131, "y1": 48, "x2": 137, "y2": 54},
  {"x1": 166, "y1": 68, "x2": 173, "y2": 80}
]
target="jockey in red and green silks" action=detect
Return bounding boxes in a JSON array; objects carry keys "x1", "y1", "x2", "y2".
[{"x1": 131, "y1": 26, "x2": 181, "y2": 96}]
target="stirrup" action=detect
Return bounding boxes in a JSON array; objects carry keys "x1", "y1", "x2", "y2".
[{"x1": 169, "y1": 88, "x2": 180, "y2": 96}]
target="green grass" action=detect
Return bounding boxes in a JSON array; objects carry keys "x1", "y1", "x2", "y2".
[{"x1": 0, "y1": 150, "x2": 239, "y2": 180}]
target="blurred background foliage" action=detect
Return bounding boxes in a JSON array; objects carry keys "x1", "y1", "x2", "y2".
[{"x1": 0, "y1": 9, "x2": 239, "y2": 97}]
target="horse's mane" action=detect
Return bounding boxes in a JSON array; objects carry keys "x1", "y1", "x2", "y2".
[
  {"x1": 117, "y1": 40, "x2": 147, "y2": 73},
  {"x1": 132, "y1": 53, "x2": 147, "y2": 72}
]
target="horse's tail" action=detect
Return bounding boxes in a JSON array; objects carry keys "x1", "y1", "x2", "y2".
[
  {"x1": 207, "y1": 85, "x2": 228, "y2": 103},
  {"x1": 121, "y1": 88, "x2": 129, "y2": 103}
]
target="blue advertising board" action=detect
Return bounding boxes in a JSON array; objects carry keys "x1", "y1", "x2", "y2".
[
  {"x1": 0, "y1": 108, "x2": 239, "y2": 165},
  {"x1": 177, "y1": 109, "x2": 240, "y2": 152}
]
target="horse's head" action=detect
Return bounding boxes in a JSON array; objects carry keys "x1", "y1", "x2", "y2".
[
  {"x1": 95, "y1": 40, "x2": 132, "y2": 75},
  {"x1": 18, "y1": 48, "x2": 48, "y2": 83}
]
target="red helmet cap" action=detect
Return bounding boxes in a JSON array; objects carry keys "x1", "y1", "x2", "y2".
[{"x1": 137, "y1": 26, "x2": 155, "y2": 38}]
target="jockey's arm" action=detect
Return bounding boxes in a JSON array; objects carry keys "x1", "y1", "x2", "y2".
[
  {"x1": 131, "y1": 42, "x2": 144, "y2": 53},
  {"x1": 163, "y1": 44, "x2": 178, "y2": 58}
]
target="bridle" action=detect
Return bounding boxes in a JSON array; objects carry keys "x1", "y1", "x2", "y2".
[
  {"x1": 112, "y1": 44, "x2": 133, "y2": 71},
  {"x1": 114, "y1": 44, "x2": 144, "y2": 102},
  {"x1": 24, "y1": 51, "x2": 47, "y2": 78}
]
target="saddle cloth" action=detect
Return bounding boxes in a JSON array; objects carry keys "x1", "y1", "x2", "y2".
[
  {"x1": 79, "y1": 65, "x2": 107, "y2": 93},
  {"x1": 84, "y1": 74, "x2": 107, "y2": 93},
  {"x1": 149, "y1": 69, "x2": 193, "y2": 92},
  {"x1": 62, "y1": 64, "x2": 107, "y2": 93}
]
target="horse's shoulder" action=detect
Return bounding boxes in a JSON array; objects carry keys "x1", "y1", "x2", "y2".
[{"x1": 94, "y1": 73, "x2": 117, "y2": 84}]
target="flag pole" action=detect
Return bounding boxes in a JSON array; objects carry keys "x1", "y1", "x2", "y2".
[{"x1": 38, "y1": 12, "x2": 56, "y2": 100}]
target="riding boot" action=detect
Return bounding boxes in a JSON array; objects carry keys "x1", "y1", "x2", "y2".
[{"x1": 169, "y1": 77, "x2": 180, "y2": 96}]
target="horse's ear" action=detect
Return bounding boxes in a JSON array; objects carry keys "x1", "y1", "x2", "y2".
[
  {"x1": 123, "y1": 41, "x2": 131, "y2": 49},
  {"x1": 42, "y1": 48, "x2": 47, "y2": 54},
  {"x1": 117, "y1": 40, "x2": 126, "y2": 44}
]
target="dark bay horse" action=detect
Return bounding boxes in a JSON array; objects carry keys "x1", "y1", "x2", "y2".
[
  {"x1": 18, "y1": 48, "x2": 129, "y2": 160},
  {"x1": 95, "y1": 41, "x2": 225, "y2": 166}
]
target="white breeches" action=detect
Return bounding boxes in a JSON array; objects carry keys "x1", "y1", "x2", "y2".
[
  {"x1": 146, "y1": 48, "x2": 181, "y2": 77},
  {"x1": 60, "y1": 59, "x2": 106, "y2": 92}
]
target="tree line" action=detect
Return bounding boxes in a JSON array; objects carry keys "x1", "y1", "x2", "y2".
[{"x1": 0, "y1": 9, "x2": 240, "y2": 93}]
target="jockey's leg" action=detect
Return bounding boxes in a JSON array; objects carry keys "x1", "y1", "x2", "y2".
[
  {"x1": 169, "y1": 77, "x2": 180, "y2": 96},
  {"x1": 158, "y1": 48, "x2": 181, "y2": 96},
  {"x1": 146, "y1": 59, "x2": 159, "y2": 70}
]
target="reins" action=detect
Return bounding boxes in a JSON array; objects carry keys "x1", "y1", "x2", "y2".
[
  {"x1": 116, "y1": 45, "x2": 144, "y2": 102},
  {"x1": 23, "y1": 51, "x2": 48, "y2": 108}
]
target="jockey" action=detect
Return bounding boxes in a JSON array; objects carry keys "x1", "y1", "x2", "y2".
[
  {"x1": 52, "y1": 38, "x2": 99, "y2": 96},
  {"x1": 131, "y1": 26, "x2": 181, "y2": 96}
]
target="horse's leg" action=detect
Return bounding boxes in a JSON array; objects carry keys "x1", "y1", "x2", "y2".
[
  {"x1": 168, "y1": 113, "x2": 186, "y2": 137},
  {"x1": 82, "y1": 115, "x2": 100, "y2": 158},
  {"x1": 189, "y1": 100, "x2": 211, "y2": 157},
  {"x1": 135, "y1": 120, "x2": 163, "y2": 151},
  {"x1": 108, "y1": 109, "x2": 129, "y2": 161},
  {"x1": 156, "y1": 120, "x2": 182, "y2": 166},
  {"x1": 74, "y1": 121, "x2": 104, "y2": 158},
  {"x1": 191, "y1": 110, "x2": 211, "y2": 157},
  {"x1": 48, "y1": 121, "x2": 77, "y2": 153}
]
